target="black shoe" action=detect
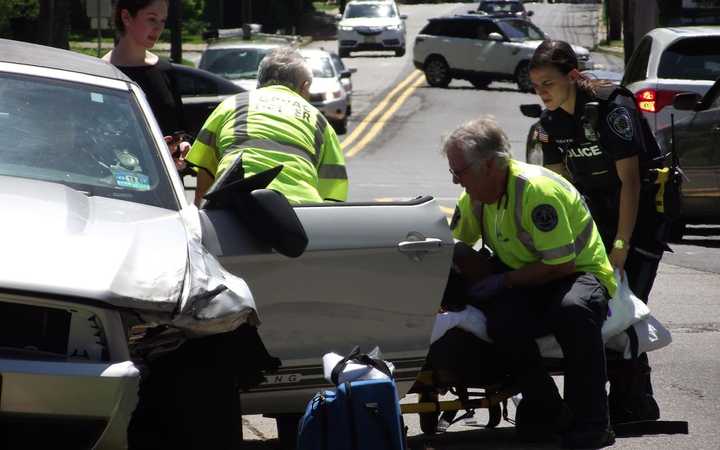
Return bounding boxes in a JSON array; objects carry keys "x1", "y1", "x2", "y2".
[
  {"x1": 515, "y1": 400, "x2": 574, "y2": 442},
  {"x1": 562, "y1": 427, "x2": 616, "y2": 449},
  {"x1": 610, "y1": 393, "x2": 660, "y2": 425}
]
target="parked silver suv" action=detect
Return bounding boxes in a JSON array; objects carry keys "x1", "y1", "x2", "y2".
[{"x1": 622, "y1": 26, "x2": 720, "y2": 137}]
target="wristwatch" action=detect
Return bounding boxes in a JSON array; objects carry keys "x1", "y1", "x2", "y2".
[{"x1": 613, "y1": 238, "x2": 626, "y2": 250}]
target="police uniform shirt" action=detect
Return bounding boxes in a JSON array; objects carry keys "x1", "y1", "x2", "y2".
[
  {"x1": 538, "y1": 88, "x2": 638, "y2": 194},
  {"x1": 451, "y1": 160, "x2": 617, "y2": 296},
  {"x1": 186, "y1": 85, "x2": 348, "y2": 204}
]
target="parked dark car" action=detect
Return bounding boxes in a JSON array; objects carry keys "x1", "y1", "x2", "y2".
[
  {"x1": 657, "y1": 77, "x2": 720, "y2": 238},
  {"x1": 474, "y1": 0, "x2": 534, "y2": 20},
  {"x1": 167, "y1": 63, "x2": 244, "y2": 137}
]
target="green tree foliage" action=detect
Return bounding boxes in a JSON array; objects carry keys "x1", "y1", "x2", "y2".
[{"x1": 0, "y1": 0, "x2": 39, "y2": 39}]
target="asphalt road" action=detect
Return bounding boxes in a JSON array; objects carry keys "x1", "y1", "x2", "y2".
[{"x1": 205, "y1": 3, "x2": 719, "y2": 448}]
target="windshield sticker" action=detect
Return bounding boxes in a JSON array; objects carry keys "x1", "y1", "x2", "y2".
[
  {"x1": 90, "y1": 92, "x2": 104, "y2": 103},
  {"x1": 112, "y1": 169, "x2": 150, "y2": 191}
]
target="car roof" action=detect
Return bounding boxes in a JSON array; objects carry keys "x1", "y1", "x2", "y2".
[
  {"x1": 205, "y1": 40, "x2": 285, "y2": 51},
  {"x1": 0, "y1": 38, "x2": 130, "y2": 82},
  {"x1": 647, "y1": 25, "x2": 720, "y2": 43},
  {"x1": 431, "y1": 14, "x2": 494, "y2": 22},
  {"x1": 299, "y1": 48, "x2": 333, "y2": 58}
]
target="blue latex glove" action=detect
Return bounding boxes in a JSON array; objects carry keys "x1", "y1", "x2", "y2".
[{"x1": 468, "y1": 273, "x2": 506, "y2": 303}]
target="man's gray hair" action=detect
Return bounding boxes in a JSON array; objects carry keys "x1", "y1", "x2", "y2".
[
  {"x1": 441, "y1": 116, "x2": 511, "y2": 169},
  {"x1": 256, "y1": 47, "x2": 312, "y2": 92}
]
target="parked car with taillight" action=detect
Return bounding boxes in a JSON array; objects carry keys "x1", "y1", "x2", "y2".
[{"x1": 622, "y1": 26, "x2": 720, "y2": 137}]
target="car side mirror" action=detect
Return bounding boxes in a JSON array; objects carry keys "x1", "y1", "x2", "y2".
[
  {"x1": 520, "y1": 104, "x2": 542, "y2": 118},
  {"x1": 400, "y1": 14, "x2": 408, "y2": 20},
  {"x1": 583, "y1": 102, "x2": 600, "y2": 130},
  {"x1": 673, "y1": 92, "x2": 702, "y2": 111},
  {"x1": 488, "y1": 32, "x2": 505, "y2": 41},
  {"x1": 527, "y1": 11, "x2": 534, "y2": 17},
  {"x1": 340, "y1": 69, "x2": 355, "y2": 78},
  {"x1": 335, "y1": 13, "x2": 342, "y2": 20},
  {"x1": 202, "y1": 163, "x2": 308, "y2": 257}
]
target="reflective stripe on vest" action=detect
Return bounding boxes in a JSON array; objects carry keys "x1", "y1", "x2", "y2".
[
  {"x1": 318, "y1": 164, "x2": 348, "y2": 179},
  {"x1": 236, "y1": 138, "x2": 317, "y2": 166},
  {"x1": 513, "y1": 174, "x2": 594, "y2": 260}
]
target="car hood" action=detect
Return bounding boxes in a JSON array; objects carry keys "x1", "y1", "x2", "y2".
[
  {"x1": 518, "y1": 40, "x2": 590, "y2": 57},
  {"x1": 233, "y1": 79, "x2": 258, "y2": 91},
  {"x1": 340, "y1": 17, "x2": 401, "y2": 28},
  {"x1": 0, "y1": 176, "x2": 188, "y2": 311},
  {"x1": 309, "y1": 77, "x2": 343, "y2": 95}
]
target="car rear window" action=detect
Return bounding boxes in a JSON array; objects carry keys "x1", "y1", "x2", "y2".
[
  {"x1": 658, "y1": 37, "x2": 720, "y2": 81},
  {"x1": 480, "y1": 1, "x2": 522, "y2": 13}
]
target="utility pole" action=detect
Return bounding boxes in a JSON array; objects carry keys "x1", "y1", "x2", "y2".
[
  {"x1": 169, "y1": 0, "x2": 182, "y2": 63},
  {"x1": 242, "y1": 0, "x2": 252, "y2": 25},
  {"x1": 607, "y1": 0, "x2": 622, "y2": 42}
]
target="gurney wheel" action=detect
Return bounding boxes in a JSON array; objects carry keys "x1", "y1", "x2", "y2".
[
  {"x1": 418, "y1": 392, "x2": 439, "y2": 435},
  {"x1": 487, "y1": 404, "x2": 502, "y2": 428}
]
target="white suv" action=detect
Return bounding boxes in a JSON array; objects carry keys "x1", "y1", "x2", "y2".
[
  {"x1": 622, "y1": 26, "x2": 720, "y2": 136},
  {"x1": 337, "y1": 0, "x2": 407, "y2": 57},
  {"x1": 413, "y1": 14, "x2": 591, "y2": 91}
]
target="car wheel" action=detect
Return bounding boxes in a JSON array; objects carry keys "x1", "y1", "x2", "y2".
[
  {"x1": 470, "y1": 77, "x2": 491, "y2": 89},
  {"x1": 515, "y1": 61, "x2": 534, "y2": 93},
  {"x1": 395, "y1": 47, "x2": 406, "y2": 57},
  {"x1": 526, "y1": 123, "x2": 544, "y2": 165},
  {"x1": 276, "y1": 414, "x2": 302, "y2": 450},
  {"x1": 424, "y1": 56, "x2": 451, "y2": 88},
  {"x1": 339, "y1": 48, "x2": 350, "y2": 58},
  {"x1": 668, "y1": 220, "x2": 686, "y2": 243},
  {"x1": 333, "y1": 116, "x2": 348, "y2": 135}
]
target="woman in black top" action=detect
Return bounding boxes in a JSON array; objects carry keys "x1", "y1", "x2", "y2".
[
  {"x1": 528, "y1": 39, "x2": 663, "y2": 425},
  {"x1": 103, "y1": 0, "x2": 190, "y2": 170}
]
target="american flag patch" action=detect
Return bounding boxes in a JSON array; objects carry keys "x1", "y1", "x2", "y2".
[{"x1": 536, "y1": 124, "x2": 549, "y2": 143}]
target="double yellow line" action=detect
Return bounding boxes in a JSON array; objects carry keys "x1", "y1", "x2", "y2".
[{"x1": 341, "y1": 70, "x2": 425, "y2": 158}]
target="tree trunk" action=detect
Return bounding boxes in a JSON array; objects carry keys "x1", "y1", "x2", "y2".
[
  {"x1": 169, "y1": 0, "x2": 182, "y2": 63},
  {"x1": 622, "y1": 0, "x2": 634, "y2": 65},
  {"x1": 607, "y1": 0, "x2": 623, "y2": 42},
  {"x1": 38, "y1": 0, "x2": 70, "y2": 49}
]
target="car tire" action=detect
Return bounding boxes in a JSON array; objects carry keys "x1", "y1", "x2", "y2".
[
  {"x1": 470, "y1": 77, "x2": 492, "y2": 89},
  {"x1": 526, "y1": 122, "x2": 544, "y2": 165},
  {"x1": 668, "y1": 220, "x2": 686, "y2": 243},
  {"x1": 333, "y1": 116, "x2": 348, "y2": 135},
  {"x1": 515, "y1": 61, "x2": 535, "y2": 93},
  {"x1": 395, "y1": 47, "x2": 406, "y2": 57},
  {"x1": 276, "y1": 414, "x2": 302, "y2": 450},
  {"x1": 424, "y1": 56, "x2": 451, "y2": 88},
  {"x1": 339, "y1": 48, "x2": 350, "y2": 58}
]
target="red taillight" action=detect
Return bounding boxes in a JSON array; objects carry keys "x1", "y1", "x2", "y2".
[{"x1": 635, "y1": 89, "x2": 678, "y2": 113}]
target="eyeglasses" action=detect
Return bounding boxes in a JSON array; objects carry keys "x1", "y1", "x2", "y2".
[{"x1": 448, "y1": 161, "x2": 478, "y2": 179}]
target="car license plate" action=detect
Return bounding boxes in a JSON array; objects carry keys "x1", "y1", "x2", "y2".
[{"x1": 365, "y1": 36, "x2": 376, "y2": 44}]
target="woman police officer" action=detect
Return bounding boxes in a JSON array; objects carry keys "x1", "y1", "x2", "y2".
[{"x1": 528, "y1": 40, "x2": 666, "y2": 425}]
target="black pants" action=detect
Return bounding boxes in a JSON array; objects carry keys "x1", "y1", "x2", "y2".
[{"x1": 483, "y1": 273, "x2": 611, "y2": 431}]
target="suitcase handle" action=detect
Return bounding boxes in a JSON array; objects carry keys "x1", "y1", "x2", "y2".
[{"x1": 331, "y1": 346, "x2": 394, "y2": 386}]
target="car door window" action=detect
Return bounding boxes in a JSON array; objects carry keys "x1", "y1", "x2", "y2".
[
  {"x1": 623, "y1": 36, "x2": 652, "y2": 85},
  {"x1": 446, "y1": 20, "x2": 478, "y2": 39},
  {"x1": 173, "y1": 70, "x2": 219, "y2": 97},
  {"x1": 475, "y1": 23, "x2": 496, "y2": 40},
  {"x1": 658, "y1": 37, "x2": 720, "y2": 81}
]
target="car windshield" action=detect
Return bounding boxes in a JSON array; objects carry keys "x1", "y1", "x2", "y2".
[
  {"x1": 345, "y1": 4, "x2": 396, "y2": 19},
  {"x1": 496, "y1": 19, "x2": 544, "y2": 41},
  {"x1": 0, "y1": 73, "x2": 176, "y2": 209},
  {"x1": 658, "y1": 37, "x2": 720, "y2": 81},
  {"x1": 305, "y1": 56, "x2": 335, "y2": 78},
  {"x1": 200, "y1": 47, "x2": 271, "y2": 80},
  {"x1": 479, "y1": 1, "x2": 522, "y2": 13}
]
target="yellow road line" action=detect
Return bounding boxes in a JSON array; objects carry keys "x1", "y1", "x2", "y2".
[
  {"x1": 346, "y1": 74, "x2": 425, "y2": 158},
  {"x1": 341, "y1": 70, "x2": 423, "y2": 151}
]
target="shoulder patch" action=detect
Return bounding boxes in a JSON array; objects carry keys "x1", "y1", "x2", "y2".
[
  {"x1": 450, "y1": 207, "x2": 461, "y2": 230},
  {"x1": 606, "y1": 107, "x2": 634, "y2": 141},
  {"x1": 532, "y1": 204, "x2": 558, "y2": 232}
]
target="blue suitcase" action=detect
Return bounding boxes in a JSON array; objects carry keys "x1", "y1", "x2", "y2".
[{"x1": 297, "y1": 378, "x2": 406, "y2": 450}]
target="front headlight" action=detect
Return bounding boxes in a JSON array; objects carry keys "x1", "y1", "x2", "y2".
[
  {"x1": 385, "y1": 24, "x2": 401, "y2": 31},
  {"x1": 325, "y1": 89, "x2": 344, "y2": 102},
  {"x1": 339, "y1": 25, "x2": 354, "y2": 31}
]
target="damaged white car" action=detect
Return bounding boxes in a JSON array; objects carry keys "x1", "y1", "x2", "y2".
[{"x1": 0, "y1": 39, "x2": 454, "y2": 447}]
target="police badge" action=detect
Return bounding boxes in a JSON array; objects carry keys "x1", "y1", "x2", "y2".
[
  {"x1": 606, "y1": 107, "x2": 634, "y2": 141},
  {"x1": 582, "y1": 119, "x2": 599, "y2": 142}
]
